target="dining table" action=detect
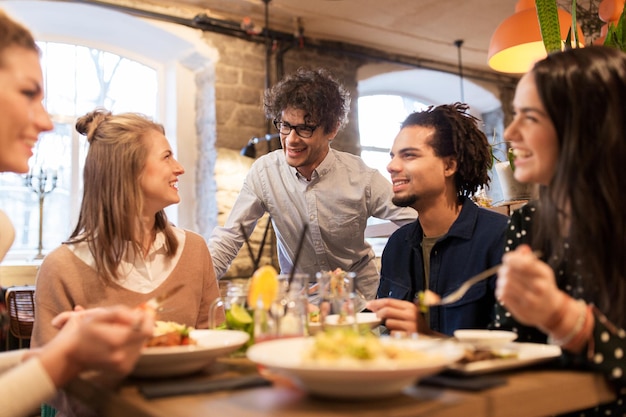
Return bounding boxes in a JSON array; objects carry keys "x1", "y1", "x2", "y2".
[{"x1": 64, "y1": 353, "x2": 617, "y2": 417}]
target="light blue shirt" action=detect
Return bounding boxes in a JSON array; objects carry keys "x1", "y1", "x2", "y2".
[{"x1": 209, "y1": 148, "x2": 416, "y2": 300}]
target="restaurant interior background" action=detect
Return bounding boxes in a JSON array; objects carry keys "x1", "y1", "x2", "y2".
[{"x1": 0, "y1": 0, "x2": 608, "y2": 280}]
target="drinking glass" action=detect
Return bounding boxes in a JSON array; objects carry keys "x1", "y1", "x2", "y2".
[
  {"x1": 254, "y1": 273, "x2": 309, "y2": 343},
  {"x1": 208, "y1": 279, "x2": 254, "y2": 350},
  {"x1": 315, "y1": 270, "x2": 358, "y2": 331}
]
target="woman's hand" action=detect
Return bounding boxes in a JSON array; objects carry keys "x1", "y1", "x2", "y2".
[
  {"x1": 51, "y1": 305, "x2": 92, "y2": 329},
  {"x1": 32, "y1": 305, "x2": 155, "y2": 388},
  {"x1": 496, "y1": 244, "x2": 566, "y2": 330}
]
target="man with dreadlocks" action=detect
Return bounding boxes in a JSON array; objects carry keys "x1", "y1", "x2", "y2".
[{"x1": 366, "y1": 103, "x2": 508, "y2": 336}]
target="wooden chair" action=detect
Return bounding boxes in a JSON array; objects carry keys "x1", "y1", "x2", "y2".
[{"x1": 5, "y1": 285, "x2": 35, "y2": 350}]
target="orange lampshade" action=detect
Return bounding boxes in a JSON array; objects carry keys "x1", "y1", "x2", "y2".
[{"x1": 488, "y1": 0, "x2": 584, "y2": 74}]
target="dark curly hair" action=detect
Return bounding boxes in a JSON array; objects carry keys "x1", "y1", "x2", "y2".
[
  {"x1": 264, "y1": 67, "x2": 350, "y2": 135},
  {"x1": 400, "y1": 103, "x2": 492, "y2": 198}
]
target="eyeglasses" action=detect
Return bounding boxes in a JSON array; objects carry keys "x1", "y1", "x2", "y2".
[{"x1": 273, "y1": 120, "x2": 319, "y2": 138}]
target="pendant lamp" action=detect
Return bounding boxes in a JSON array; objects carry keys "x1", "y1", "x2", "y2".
[{"x1": 488, "y1": 0, "x2": 583, "y2": 74}]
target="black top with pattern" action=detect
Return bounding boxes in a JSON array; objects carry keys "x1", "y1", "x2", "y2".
[{"x1": 490, "y1": 203, "x2": 626, "y2": 416}]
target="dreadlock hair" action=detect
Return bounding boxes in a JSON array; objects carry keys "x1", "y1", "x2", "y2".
[{"x1": 401, "y1": 102, "x2": 492, "y2": 198}]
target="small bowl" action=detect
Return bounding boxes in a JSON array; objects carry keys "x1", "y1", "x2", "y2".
[{"x1": 453, "y1": 330, "x2": 517, "y2": 349}]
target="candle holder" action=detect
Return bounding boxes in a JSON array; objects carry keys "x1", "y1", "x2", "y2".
[{"x1": 24, "y1": 167, "x2": 58, "y2": 260}]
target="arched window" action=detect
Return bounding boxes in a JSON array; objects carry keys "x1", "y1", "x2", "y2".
[
  {"x1": 0, "y1": 42, "x2": 158, "y2": 257},
  {"x1": 357, "y1": 67, "x2": 502, "y2": 181},
  {"x1": 1, "y1": 0, "x2": 217, "y2": 261}
]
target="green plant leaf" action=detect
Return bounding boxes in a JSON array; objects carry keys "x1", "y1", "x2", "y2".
[
  {"x1": 617, "y1": 5, "x2": 626, "y2": 50},
  {"x1": 604, "y1": 22, "x2": 616, "y2": 46},
  {"x1": 603, "y1": 2, "x2": 626, "y2": 51},
  {"x1": 507, "y1": 148, "x2": 516, "y2": 172},
  {"x1": 536, "y1": 0, "x2": 562, "y2": 53}
]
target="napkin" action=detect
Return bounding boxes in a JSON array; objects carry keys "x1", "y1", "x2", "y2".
[{"x1": 139, "y1": 374, "x2": 271, "y2": 399}]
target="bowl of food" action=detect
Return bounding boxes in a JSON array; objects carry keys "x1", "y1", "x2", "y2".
[{"x1": 247, "y1": 331, "x2": 464, "y2": 399}]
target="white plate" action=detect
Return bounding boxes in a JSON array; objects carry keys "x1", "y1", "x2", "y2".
[
  {"x1": 447, "y1": 342, "x2": 562, "y2": 375},
  {"x1": 247, "y1": 336, "x2": 465, "y2": 399},
  {"x1": 308, "y1": 312, "x2": 382, "y2": 335},
  {"x1": 132, "y1": 329, "x2": 249, "y2": 378},
  {"x1": 453, "y1": 329, "x2": 518, "y2": 349}
]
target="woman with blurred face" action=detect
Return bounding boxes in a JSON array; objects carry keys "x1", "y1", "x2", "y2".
[
  {"x1": 0, "y1": 10, "x2": 154, "y2": 417},
  {"x1": 0, "y1": 20, "x2": 52, "y2": 174}
]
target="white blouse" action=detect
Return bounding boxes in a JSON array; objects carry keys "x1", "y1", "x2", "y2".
[{"x1": 67, "y1": 226, "x2": 186, "y2": 293}]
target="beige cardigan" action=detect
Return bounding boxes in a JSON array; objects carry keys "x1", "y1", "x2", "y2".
[{"x1": 32, "y1": 230, "x2": 223, "y2": 347}]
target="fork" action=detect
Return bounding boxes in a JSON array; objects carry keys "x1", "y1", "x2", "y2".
[
  {"x1": 426, "y1": 250, "x2": 542, "y2": 307},
  {"x1": 142, "y1": 284, "x2": 185, "y2": 312},
  {"x1": 427, "y1": 264, "x2": 501, "y2": 307}
]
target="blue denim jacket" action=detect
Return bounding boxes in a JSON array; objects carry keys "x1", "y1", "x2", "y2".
[{"x1": 377, "y1": 197, "x2": 508, "y2": 336}]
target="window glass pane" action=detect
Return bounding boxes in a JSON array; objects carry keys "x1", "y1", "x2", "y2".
[
  {"x1": 358, "y1": 95, "x2": 429, "y2": 180},
  {"x1": 41, "y1": 43, "x2": 158, "y2": 116},
  {"x1": 41, "y1": 43, "x2": 78, "y2": 115},
  {"x1": 358, "y1": 95, "x2": 404, "y2": 148},
  {"x1": 361, "y1": 150, "x2": 393, "y2": 181},
  {"x1": 108, "y1": 57, "x2": 158, "y2": 115},
  {"x1": 358, "y1": 94, "x2": 429, "y2": 253}
]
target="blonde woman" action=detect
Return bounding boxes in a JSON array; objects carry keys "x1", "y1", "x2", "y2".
[
  {"x1": 32, "y1": 109, "x2": 223, "y2": 346},
  {"x1": 31, "y1": 109, "x2": 223, "y2": 416}
]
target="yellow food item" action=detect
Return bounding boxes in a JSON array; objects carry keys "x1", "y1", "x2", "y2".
[
  {"x1": 328, "y1": 268, "x2": 347, "y2": 297},
  {"x1": 416, "y1": 290, "x2": 441, "y2": 314},
  {"x1": 308, "y1": 310, "x2": 320, "y2": 323},
  {"x1": 303, "y1": 330, "x2": 432, "y2": 365},
  {"x1": 247, "y1": 265, "x2": 279, "y2": 309}
]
